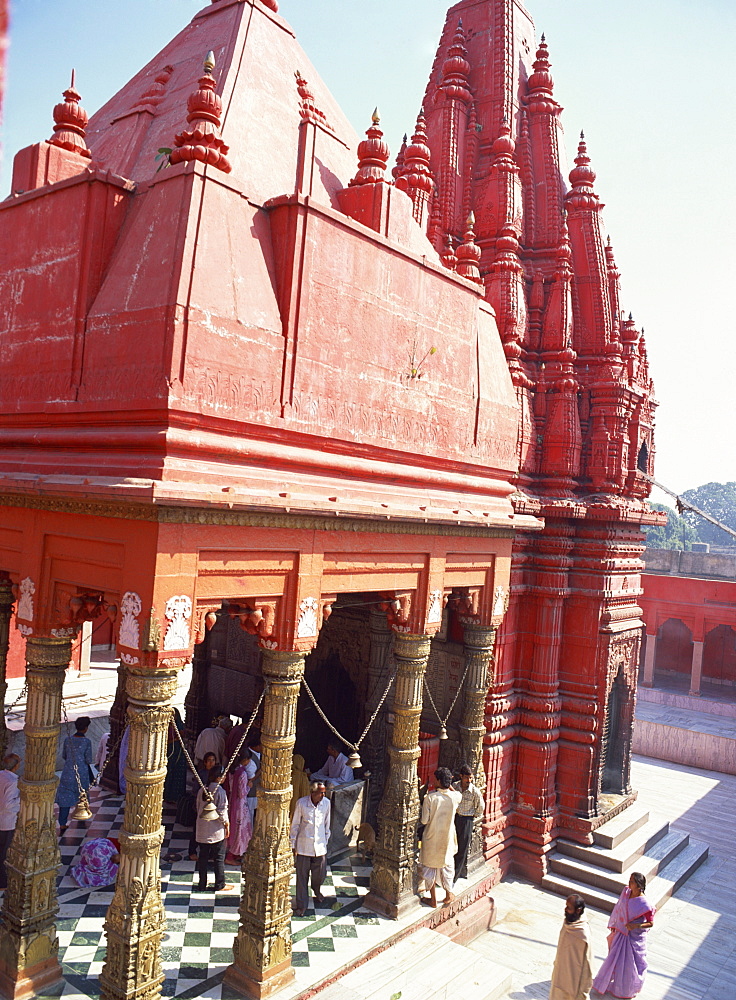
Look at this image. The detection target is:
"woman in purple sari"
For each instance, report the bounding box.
[225,750,254,864]
[593,872,655,998]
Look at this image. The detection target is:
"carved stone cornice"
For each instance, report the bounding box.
[0,492,514,539]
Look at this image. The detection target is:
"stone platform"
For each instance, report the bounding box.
[634,699,736,774]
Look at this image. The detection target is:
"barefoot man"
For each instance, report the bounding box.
[419,767,462,907]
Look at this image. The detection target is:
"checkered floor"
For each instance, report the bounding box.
[36,787,383,1000]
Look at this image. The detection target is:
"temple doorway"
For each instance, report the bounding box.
[601,670,628,794]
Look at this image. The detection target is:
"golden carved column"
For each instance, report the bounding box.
[461,624,495,875]
[100,665,178,1000]
[364,632,431,919]
[0,635,71,1000]
[224,649,306,999]
[0,579,14,759]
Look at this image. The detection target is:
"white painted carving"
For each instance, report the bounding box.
[163,595,192,651]
[427,590,443,624]
[296,597,319,639]
[119,591,142,649]
[17,577,35,621]
[51,627,77,638]
[260,638,278,650]
[493,585,507,618]
[120,652,140,666]
[17,623,33,637]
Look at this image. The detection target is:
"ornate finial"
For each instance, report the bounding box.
[440,21,472,103]
[441,233,457,272]
[295,71,332,129]
[528,34,554,101]
[392,134,408,181]
[349,109,390,186]
[569,132,596,190]
[261,0,279,9]
[372,107,381,124]
[48,70,92,158]
[491,115,516,162]
[396,108,434,222]
[170,51,231,172]
[456,212,482,284]
[134,64,174,111]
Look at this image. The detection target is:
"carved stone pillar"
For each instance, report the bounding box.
[362,611,394,827]
[364,633,430,919]
[461,624,495,876]
[0,635,71,1000]
[100,665,179,1000]
[101,661,128,792]
[0,579,14,760]
[225,649,306,999]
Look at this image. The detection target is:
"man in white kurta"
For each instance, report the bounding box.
[309,743,353,787]
[419,767,462,906]
[550,895,593,1000]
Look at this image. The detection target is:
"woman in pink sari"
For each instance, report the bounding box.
[225,750,254,864]
[593,872,655,998]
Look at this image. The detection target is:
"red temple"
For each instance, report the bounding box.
[0,1,662,998]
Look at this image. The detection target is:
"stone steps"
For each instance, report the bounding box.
[542,804,709,913]
[314,926,513,1000]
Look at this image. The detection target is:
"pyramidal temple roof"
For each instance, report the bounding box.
[85,0,359,208]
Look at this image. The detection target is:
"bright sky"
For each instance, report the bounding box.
[2,0,734,498]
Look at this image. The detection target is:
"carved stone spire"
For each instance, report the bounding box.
[395,109,434,225]
[527,35,556,107]
[170,51,232,173]
[567,132,599,209]
[48,71,92,158]
[441,233,457,272]
[439,21,472,104]
[349,109,390,187]
[392,134,408,182]
[456,212,482,283]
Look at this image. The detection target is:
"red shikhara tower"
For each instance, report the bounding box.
[0,1,661,998]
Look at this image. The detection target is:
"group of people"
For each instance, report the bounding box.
[418,765,484,907]
[551,876,655,1000]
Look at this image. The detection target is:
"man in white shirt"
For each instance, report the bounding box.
[290,781,331,916]
[452,764,484,880]
[309,742,353,788]
[0,754,21,890]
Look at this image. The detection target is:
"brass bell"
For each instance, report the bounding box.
[347,750,362,770]
[201,795,219,822]
[70,790,93,822]
[438,724,448,741]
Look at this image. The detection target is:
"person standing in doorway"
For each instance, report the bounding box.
[550,894,593,1000]
[290,780,331,916]
[56,717,93,834]
[419,767,462,907]
[194,764,234,893]
[452,764,484,881]
[0,754,21,890]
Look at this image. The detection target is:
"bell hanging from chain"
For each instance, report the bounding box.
[438,723,448,741]
[70,789,93,822]
[347,749,362,770]
[200,795,219,822]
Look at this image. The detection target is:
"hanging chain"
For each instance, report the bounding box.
[301,665,396,756]
[95,720,129,786]
[4,680,28,714]
[423,655,472,730]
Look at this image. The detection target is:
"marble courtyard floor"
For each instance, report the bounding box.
[19,754,735,1000]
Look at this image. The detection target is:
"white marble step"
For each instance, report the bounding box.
[549,828,690,894]
[593,803,650,850]
[556,813,670,872]
[542,836,709,913]
[316,926,513,1000]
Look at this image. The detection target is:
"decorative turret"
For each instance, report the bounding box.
[567,132,599,210]
[349,109,390,186]
[295,71,331,130]
[170,51,231,173]
[48,71,92,159]
[440,233,457,272]
[527,35,558,111]
[605,236,622,340]
[392,135,408,182]
[134,65,174,112]
[524,35,564,248]
[438,21,472,104]
[456,213,482,284]
[395,109,434,226]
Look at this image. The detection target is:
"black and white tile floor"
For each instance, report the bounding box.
[37,787,390,1000]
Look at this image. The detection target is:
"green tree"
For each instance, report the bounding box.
[644,503,697,551]
[681,481,736,549]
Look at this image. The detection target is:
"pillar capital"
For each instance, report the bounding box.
[393,632,432,662]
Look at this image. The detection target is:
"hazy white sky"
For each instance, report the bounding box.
[2,0,734,498]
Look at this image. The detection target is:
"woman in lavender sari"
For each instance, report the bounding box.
[593,872,655,998]
[225,750,254,864]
